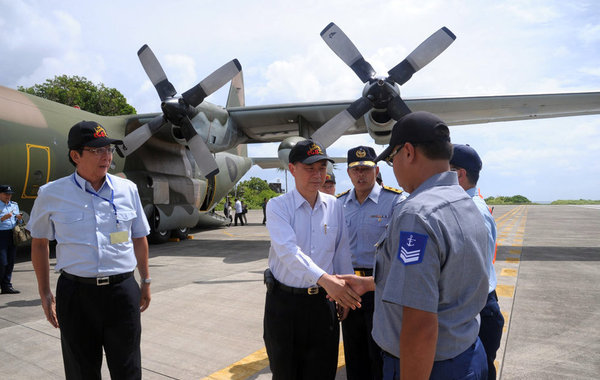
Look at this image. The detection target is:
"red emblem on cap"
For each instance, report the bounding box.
[93,125,108,139]
[307,143,323,156]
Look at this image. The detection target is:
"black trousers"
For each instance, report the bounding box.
[264,286,340,380]
[0,229,16,290]
[479,290,504,380]
[234,213,244,226]
[342,290,382,380]
[56,274,142,380]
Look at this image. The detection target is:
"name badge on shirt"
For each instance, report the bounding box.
[397,231,428,265]
[110,230,129,244]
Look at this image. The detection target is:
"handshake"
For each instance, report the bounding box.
[317,273,376,320]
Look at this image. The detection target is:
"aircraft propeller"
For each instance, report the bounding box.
[118,44,241,179]
[311,23,456,148]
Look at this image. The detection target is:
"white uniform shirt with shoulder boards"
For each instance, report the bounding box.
[266,188,354,288]
[28,172,150,277]
[372,172,489,360]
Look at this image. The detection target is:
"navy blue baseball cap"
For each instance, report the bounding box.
[325,172,336,183]
[0,185,14,194]
[347,146,377,168]
[450,144,482,172]
[376,111,450,162]
[68,121,123,149]
[288,139,333,164]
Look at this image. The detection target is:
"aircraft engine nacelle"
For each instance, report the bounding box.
[277,136,307,167]
[364,108,396,145]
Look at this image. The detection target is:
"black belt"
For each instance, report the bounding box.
[275,281,323,296]
[61,271,134,286]
[354,268,373,277]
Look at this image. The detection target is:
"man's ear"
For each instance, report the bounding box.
[70,150,81,165]
[288,162,296,177]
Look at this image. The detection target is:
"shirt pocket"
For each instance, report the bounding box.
[51,212,85,243]
[117,209,137,231]
[320,223,338,253]
[361,215,391,246]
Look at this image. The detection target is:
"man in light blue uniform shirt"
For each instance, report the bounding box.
[338,112,489,379]
[264,139,360,380]
[0,184,23,294]
[337,146,403,380]
[29,121,151,379]
[451,143,504,380]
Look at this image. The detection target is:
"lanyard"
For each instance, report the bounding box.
[72,173,119,225]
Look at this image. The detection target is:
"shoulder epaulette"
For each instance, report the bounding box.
[336,189,350,198]
[382,185,403,194]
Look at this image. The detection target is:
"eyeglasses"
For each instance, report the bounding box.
[384,144,405,167]
[83,146,116,155]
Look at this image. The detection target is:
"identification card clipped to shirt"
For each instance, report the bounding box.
[110,230,129,244]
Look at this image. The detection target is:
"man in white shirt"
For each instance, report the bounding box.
[234,198,244,226]
[264,139,361,380]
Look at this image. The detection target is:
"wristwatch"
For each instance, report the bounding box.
[142,278,152,284]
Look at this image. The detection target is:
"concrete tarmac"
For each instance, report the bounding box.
[0,205,598,379]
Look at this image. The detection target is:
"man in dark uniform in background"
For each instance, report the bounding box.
[337,146,403,379]
[0,184,23,294]
[451,143,504,379]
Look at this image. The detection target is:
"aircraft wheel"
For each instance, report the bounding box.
[148,228,171,244]
[172,227,189,240]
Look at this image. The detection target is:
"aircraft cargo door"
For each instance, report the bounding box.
[200,175,216,211]
[22,144,50,199]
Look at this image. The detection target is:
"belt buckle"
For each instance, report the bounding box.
[307,286,319,295]
[355,270,366,277]
[96,277,110,286]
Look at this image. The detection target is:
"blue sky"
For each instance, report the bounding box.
[1,0,599,201]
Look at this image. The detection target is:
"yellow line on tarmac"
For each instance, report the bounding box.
[204,342,347,379]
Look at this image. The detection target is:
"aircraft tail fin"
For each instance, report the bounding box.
[226,71,245,108]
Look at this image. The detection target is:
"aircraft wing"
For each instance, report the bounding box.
[252,156,346,169]
[229,92,600,143]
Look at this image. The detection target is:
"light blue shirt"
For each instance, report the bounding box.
[467,187,498,293]
[338,184,404,268]
[266,188,354,288]
[28,172,150,277]
[372,172,489,361]
[0,200,20,231]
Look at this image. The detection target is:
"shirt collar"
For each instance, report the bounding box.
[73,171,112,194]
[465,187,478,197]
[408,171,458,199]
[345,183,382,206]
[292,187,325,211]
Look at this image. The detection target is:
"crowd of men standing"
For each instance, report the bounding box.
[264,111,503,380]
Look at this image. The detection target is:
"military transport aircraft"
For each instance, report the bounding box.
[1,22,599,243]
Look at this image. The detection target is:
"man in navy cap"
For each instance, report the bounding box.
[338,112,489,379]
[337,146,404,380]
[29,121,151,379]
[0,184,23,294]
[451,144,504,380]
[320,171,336,195]
[263,139,360,379]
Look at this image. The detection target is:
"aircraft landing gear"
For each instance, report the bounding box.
[172,227,190,240]
[148,227,171,244]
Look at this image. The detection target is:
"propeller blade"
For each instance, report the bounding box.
[320,22,376,83]
[181,59,242,107]
[118,114,166,156]
[138,44,177,101]
[182,117,220,178]
[388,27,456,86]
[387,95,412,121]
[311,96,373,147]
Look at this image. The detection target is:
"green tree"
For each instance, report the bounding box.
[218,177,279,209]
[18,75,136,116]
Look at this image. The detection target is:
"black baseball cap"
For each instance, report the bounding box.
[0,185,14,194]
[450,144,482,172]
[68,121,123,149]
[325,172,336,183]
[375,111,450,162]
[288,139,334,164]
[347,146,377,168]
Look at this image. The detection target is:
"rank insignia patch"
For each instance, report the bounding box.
[397,231,428,265]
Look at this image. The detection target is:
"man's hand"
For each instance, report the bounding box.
[317,273,361,309]
[336,274,375,296]
[139,283,151,312]
[40,290,59,328]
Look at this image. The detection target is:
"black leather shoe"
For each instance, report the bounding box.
[1,287,20,294]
